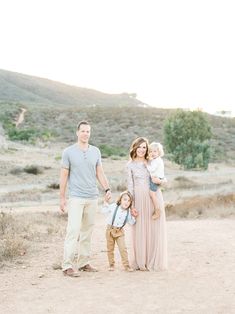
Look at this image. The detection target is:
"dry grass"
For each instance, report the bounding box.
[173,176,199,189]
[0,189,42,203]
[165,193,235,218]
[0,212,27,261]
[0,211,66,264]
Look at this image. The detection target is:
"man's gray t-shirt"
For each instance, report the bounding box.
[61,144,102,199]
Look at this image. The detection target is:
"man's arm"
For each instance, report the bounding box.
[96,164,111,202]
[60,168,69,212]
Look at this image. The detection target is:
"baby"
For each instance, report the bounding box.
[147,142,165,220]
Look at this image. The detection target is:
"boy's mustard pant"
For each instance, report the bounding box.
[106,225,130,268]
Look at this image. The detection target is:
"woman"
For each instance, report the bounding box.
[127,137,168,271]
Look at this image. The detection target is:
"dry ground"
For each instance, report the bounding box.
[0,142,235,314]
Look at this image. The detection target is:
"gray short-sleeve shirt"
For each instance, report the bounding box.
[61,144,102,199]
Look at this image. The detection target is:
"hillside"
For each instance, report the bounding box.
[0,69,143,107]
[0,102,235,163]
[0,69,235,163]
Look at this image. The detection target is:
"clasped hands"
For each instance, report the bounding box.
[131,207,139,217]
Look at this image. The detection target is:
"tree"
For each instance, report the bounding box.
[164,110,212,169]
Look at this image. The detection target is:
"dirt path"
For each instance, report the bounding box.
[0,214,235,314]
[15,108,27,128]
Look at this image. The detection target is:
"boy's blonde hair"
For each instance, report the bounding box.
[149,142,164,157]
[116,190,133,209]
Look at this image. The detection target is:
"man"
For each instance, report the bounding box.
[60,121,111,277]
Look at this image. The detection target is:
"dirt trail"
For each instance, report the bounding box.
[15,108,27,128]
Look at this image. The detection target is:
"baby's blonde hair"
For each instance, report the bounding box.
[149,142,164,157]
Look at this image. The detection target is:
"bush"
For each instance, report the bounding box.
[47,183,60,189]
[8,128,38,141]
[164,110,212,169]
[99,144,127,158]
[23,165,43,175]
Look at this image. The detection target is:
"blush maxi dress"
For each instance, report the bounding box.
[127,160,168,271]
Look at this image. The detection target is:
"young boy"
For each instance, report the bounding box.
[147,142,165,220]
[101,190,135,271]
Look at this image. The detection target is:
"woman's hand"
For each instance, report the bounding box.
[131,207,139,217]
[151,176,162,185]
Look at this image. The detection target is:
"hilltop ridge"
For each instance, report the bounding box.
[0,69,144,107]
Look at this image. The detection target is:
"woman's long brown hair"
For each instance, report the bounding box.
[129,137,149,160]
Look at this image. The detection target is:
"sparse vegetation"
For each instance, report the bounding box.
[0,211,66,263]
[0,212,27,261]
[0,101,233,161]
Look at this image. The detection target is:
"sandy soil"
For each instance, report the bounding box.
[0,210,235,314]
[0,142,235,313]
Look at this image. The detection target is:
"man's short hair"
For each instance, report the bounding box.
[77,121,90,130]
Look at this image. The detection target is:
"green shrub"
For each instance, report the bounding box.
[47,183,60,189]
[8,128,38,141]
[164,110,212,169]
[99,144,127,158]
[23,165,43,175]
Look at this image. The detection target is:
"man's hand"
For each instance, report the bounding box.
[104,190,112,203]
[60,196,67,213]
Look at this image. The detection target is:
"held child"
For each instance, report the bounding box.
[101,190,135,272]
[147,142,165,220]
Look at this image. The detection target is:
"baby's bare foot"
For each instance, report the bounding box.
[152,210,160,220]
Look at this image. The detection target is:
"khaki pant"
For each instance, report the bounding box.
[62,197,98,271]
[106,225,130,268]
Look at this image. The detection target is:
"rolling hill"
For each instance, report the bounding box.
[0,69,143,107]
[0,69,234,163]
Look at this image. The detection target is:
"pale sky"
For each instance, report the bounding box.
[0,0,235,114]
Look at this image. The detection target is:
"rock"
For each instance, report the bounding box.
[52,263,62,270]
[38,273,45,278]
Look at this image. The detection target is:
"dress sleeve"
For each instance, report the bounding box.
[126,163,134,197]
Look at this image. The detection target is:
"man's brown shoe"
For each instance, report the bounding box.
[78,264,98,272]
[63,268,80,277]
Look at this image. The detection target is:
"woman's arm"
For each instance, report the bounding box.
[127,163,134,196]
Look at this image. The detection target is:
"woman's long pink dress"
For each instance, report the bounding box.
[127,160,168,271]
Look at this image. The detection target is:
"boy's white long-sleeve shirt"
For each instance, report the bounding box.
[147,157,165,178]
[101,203,136,227]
